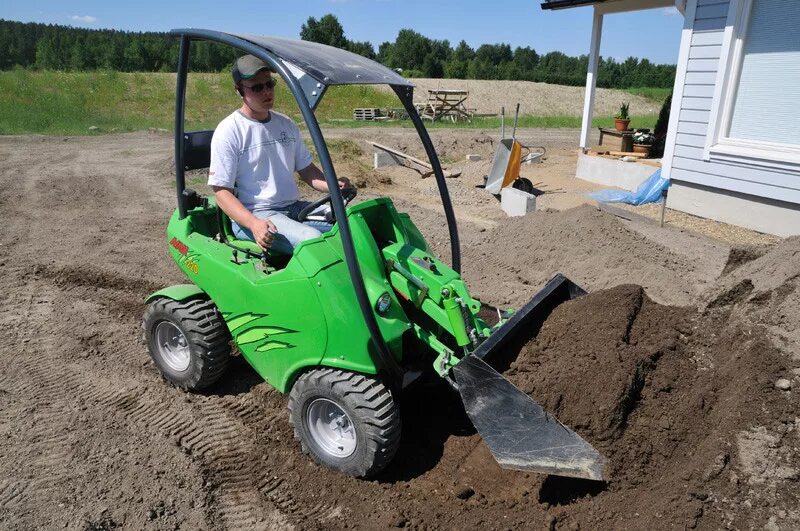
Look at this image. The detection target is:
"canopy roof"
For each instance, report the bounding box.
[169,29,412,87]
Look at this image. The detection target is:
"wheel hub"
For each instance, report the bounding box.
[306,398,357,458]
[154,321,191,372]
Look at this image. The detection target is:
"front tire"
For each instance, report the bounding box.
[142,297,231,391]
[288,369,401,478]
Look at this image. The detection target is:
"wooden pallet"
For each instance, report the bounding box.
[352,108,382,121]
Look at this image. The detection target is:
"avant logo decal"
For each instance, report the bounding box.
[224,312,296,352]
[170,237,199,274]
[170,237,188,255]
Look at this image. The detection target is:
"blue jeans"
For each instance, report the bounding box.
[232,200,333,255]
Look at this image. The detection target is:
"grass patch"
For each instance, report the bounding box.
[0,69,660,134]
[624,86,672,104]
[318,114,659,131]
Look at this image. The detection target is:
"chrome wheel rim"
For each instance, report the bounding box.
[154,321,191,372]
[306,398,357,458]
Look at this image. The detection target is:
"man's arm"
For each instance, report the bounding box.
[212,186,276,250]
[297,163,351,192]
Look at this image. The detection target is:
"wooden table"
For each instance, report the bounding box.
[419,90,472,122]
[598,127,634,151]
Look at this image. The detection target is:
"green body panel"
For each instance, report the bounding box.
[381,242,490,346]
[163,198,414,392]
[156,195,499,392]
[145,284,206,303]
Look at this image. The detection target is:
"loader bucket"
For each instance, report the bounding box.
[453,274,608,481]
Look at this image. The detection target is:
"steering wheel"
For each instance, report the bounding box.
[297,186,358,223]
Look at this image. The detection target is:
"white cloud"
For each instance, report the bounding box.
[662,7,681,16]
[70,15,97,23]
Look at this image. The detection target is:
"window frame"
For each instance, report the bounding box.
[704,0,800,170]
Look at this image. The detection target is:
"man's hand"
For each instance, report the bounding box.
[298,163,355,193]
[249,218,278,251]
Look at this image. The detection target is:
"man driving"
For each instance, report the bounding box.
[208,54,350,253]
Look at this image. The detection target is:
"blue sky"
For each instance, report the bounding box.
[2,1,684,64]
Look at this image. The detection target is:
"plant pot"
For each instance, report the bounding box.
[633,144,651,157]
[614,118,630,132]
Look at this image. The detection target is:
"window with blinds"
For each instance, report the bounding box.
[727,0,800,145]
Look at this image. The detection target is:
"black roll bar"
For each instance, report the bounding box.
[174,35,190,219]
[393,86,461,273]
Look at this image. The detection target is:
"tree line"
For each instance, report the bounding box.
[0,17,675,88]
[0,20,237,72]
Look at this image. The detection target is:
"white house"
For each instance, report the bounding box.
[541,0,800,237]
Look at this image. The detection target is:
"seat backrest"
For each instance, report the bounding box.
[182,130,214,171]
[181,129,232,238]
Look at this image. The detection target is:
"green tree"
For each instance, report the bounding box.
[346,40,376,60]
[389,29,431,71]
[444,41,473,78]
[513,46,539,80]
[300,14,347,49]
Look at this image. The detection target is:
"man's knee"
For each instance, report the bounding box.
[297,225,322,241]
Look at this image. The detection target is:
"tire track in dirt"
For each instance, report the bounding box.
[10,354,291,530]
[0,257,290,529]
[6,287,335,528]
[29,269,328,522]
[0,480,29,511]
[18,261,346,527]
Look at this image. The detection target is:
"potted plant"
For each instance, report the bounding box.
[615,102,630,131]
[632,130,655,157]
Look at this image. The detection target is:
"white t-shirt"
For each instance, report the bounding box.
[208,110,313,210]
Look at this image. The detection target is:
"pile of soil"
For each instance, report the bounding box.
[452,205,712,308]
[364,283,798,530]
[496,285,799,529]
[703,236,800,356]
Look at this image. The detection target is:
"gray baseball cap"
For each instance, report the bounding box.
[231,55,275,83]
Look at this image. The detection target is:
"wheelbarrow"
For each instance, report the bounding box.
[485,104,544,195]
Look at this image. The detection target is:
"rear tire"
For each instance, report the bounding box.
[142,297,231,391]
[288,368,401,478]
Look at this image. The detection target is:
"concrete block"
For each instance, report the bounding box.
[466,154,482,162]
[501,187,536,217]
[576,151,656,191]
[374,151,403,169]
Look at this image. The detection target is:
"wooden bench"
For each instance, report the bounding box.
[419,90,472,122]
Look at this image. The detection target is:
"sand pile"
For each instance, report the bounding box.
[703,236,800,357]
[458,205,707,308]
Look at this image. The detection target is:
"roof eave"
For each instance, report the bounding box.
[540,0,607,10]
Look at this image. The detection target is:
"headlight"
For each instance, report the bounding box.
[375,293,392,314]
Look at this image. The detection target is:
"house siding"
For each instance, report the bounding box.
[669,0,800,206]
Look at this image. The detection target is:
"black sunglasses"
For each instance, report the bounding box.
[244,79,277,93]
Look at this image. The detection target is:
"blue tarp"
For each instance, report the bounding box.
[588,169,670,206]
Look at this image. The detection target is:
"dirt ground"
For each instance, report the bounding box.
[1,128,798,531]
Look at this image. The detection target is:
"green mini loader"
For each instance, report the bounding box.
[143,29,606,481]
